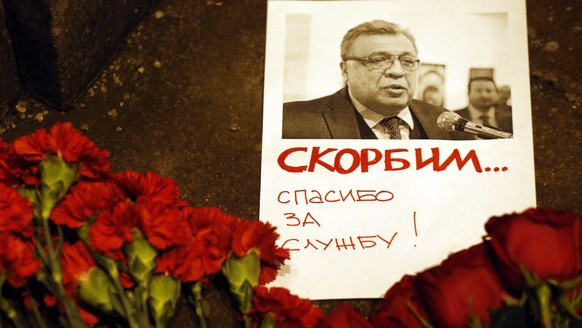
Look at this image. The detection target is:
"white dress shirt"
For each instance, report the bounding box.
[349,90,415,139]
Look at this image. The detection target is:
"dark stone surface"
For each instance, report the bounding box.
[0,0,580,326]
[527,0,582,212]
[0,1,20,120]
[2,0,159,109]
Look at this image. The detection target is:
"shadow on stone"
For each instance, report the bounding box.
[2,0,159,109]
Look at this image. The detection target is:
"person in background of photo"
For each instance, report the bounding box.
[497,84,512,109]
[422,85,444,107]
[454,77,513,138]
[282,20,465,140]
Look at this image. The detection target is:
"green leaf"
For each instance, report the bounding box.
[519,264,541,289]
[490,306,528,328]
[557,275,582,291]
[558,292,582,321]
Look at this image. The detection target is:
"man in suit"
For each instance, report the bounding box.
[455,77,513,138]
[282,20,463,140]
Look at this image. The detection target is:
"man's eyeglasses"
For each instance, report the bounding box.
[344,54,420,72]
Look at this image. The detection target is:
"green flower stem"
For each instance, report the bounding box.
[221,250,260,328]
[78,235,139,326]
[125,230,157,327]
[54,278,88,328]
[33,241,49,272]
[25,286,47,328]
[407,302,434,328]
[112,279,142,328]
[55,226,65,258]
[40,210,56,268]
[135,285,151,328]
[0,275,26,328]
[241,281,253,328]
[259,312,276,328]
[0,298,26,328]
[90,253,140,328]
[37,219,87,328]
[558,293,582,321]
[192,282,208,328]
[536,284,553,328]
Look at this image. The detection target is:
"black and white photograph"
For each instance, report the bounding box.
[280,8,515,140]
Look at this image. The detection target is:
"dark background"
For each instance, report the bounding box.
[0,0,580,325]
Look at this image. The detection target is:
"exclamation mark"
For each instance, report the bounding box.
[413,211,418,247]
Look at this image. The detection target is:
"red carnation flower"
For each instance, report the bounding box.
[114,170,185,207]
[184,207,235,275]
[0,139,12,178]
[231,219,290,285]
[13,122,110,180]
[0,138,40,186]
[51,181,124,229]
[12,128,49,162]
[89,201,139,261]
[370,275,428,328]
[252,286,323,328]
[135,200,190,250]
[0,233,40,288]
[485,208,582,292]
[56,242,102,328]
[60,241,97,288]
[0,184,35,238]
[415,244,507,328]
[155,243,204,282]
[155,207,236,283]
[0,139,21,185]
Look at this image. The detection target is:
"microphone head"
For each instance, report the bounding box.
[437,111,461,132]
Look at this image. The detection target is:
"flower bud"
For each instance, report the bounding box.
[125,229,157,285]
[78,268,116,313]
[222,248,260,313]
[39,155,79,220]
[148,274,181,328]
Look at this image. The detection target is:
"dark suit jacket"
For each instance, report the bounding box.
[455,106,513,134]
[282,88,463,140]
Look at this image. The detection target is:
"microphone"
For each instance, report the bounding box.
[437,111,513,139]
